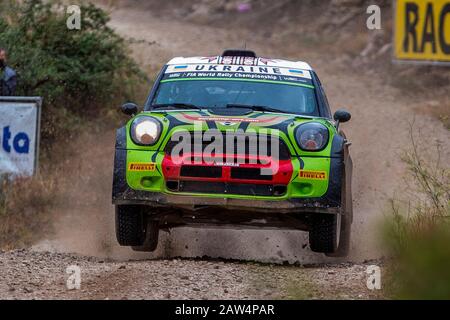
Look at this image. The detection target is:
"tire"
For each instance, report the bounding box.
[327,165,353,257]
[326,213,351,257]
[115,205,146,246]
[309,213,341,253]
[326,184,352,257]
[309,165,352,257]
[132,220,160,252]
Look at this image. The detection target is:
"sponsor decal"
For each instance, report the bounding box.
[200,56,276,66]
[165,64,312,80]
[213,162,240,167]
[181,114,282,123]
[1,126,30,154]
[299,170,327,180]
[289,69,304,75]
[394,0,450,63]
[163,63,314,89]
[201,56,219,63]
[219,121,237,126]
[128,162,156,171]
[220,56,257,65]
[259,57,276,65]
[0,99,41,177]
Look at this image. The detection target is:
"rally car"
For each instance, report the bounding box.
[112,50,353,257]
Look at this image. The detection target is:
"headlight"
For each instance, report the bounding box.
[130,116,161,145]
[295,122,329,151]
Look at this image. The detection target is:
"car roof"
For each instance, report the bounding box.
[166,56,313,71]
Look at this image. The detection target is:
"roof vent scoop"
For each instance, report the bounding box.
[222,49,257,58]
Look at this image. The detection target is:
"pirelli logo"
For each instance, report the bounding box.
[299,170,327,180]
[128,163,156,171]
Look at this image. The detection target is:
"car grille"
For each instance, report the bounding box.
[166,181,287,197]
[164,132,291,160]
[179,165,222,178]
[230,167,272,181]
[179,165,273,180]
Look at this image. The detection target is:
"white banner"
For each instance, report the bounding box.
[0,97,41,176]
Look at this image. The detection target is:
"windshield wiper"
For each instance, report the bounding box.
[151,103,202,110]
[226,104,288,114]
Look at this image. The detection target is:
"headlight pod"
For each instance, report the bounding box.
[130,116,161,145]
[295,122,329,151]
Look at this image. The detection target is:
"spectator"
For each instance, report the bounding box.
[0,47,17,96]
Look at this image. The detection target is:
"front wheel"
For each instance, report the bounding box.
[115,205,146,246]
[309,165,352,256]
[309,213,341,254]
[132,220,159,252]
[325,213,351,257]
[115,205,160,251]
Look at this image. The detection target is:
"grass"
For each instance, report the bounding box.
[0,173,58,249]
[0,120,114,250]
[427,102,450,131]
[382,125,450,299]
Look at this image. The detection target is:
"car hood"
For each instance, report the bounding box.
[147,109,320,132]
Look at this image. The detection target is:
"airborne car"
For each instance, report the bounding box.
[112,50,353,256]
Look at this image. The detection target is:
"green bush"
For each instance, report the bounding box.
[0,0,147,248]
[0,0,146,145]
[383,127,450,299]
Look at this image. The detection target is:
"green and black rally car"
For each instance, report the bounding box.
[112,50,353,257]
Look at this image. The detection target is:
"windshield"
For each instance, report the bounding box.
[150,64,319,116]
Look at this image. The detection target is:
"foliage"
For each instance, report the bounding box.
[383,125,450,299]
[0,0,147,248]
[0,0,146,144]
[0,174,57,249]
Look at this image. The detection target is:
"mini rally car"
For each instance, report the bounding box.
[112,50,353,257]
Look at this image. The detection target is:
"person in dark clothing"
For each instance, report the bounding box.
[0,48,17,96]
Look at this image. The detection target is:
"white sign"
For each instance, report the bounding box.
[0,97,41,176]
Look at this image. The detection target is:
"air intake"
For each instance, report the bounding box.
[222,49,257,58]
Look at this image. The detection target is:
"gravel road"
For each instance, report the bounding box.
[0,249,382,299]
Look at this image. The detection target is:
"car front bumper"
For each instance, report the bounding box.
[112,146,344,215]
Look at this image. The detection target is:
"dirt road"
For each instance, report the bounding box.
[0,249,381,299]
[0,3,448,299]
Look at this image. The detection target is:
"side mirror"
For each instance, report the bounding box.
[333,109,351,130]
[333,109,351,123]
[121,102,138,116]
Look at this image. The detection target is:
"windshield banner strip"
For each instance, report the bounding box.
[165,64,312,79]
[163,64,314,87]
[160,77,315,89]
